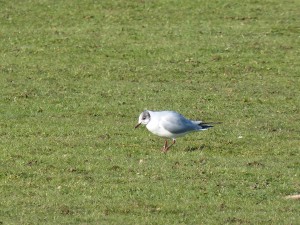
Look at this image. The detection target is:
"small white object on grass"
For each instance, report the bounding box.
[285,194,300,200]
[135,110,215,152]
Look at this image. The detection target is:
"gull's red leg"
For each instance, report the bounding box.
[162,140,168,152]
[164,139,176,152]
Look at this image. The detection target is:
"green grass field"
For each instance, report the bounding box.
[1,0,299,224]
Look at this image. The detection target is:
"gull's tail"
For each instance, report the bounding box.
[199,122,214,130]
[193,121,221,130]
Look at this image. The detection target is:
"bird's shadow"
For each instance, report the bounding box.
[184,144,206,152]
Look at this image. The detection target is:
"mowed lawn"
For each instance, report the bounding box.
[0,0,299,224]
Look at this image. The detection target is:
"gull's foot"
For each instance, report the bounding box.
[162,146,171,153]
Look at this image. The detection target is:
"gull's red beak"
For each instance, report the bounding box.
[135,123,141,128]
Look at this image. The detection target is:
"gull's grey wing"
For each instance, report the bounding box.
[159,112,198,134]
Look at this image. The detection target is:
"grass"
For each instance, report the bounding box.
[0,0,299,224]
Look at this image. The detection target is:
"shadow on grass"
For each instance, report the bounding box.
[184,144,207,152]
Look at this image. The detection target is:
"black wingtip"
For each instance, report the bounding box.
[199,122,221,129]
[200,124,214,129]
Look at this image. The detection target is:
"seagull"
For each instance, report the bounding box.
[135,110,214,152]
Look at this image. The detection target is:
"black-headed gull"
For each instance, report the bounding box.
[135,110,214,152]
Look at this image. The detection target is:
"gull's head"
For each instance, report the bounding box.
[135,110,151,128]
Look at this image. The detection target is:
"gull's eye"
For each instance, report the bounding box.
[142,117,146,120]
